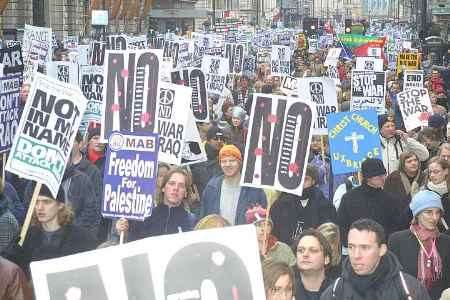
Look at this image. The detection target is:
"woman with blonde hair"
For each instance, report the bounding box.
[262,260,295,300]
[317,222,342,280]
[194,214,230,230]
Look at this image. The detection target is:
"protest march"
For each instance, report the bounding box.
[0,9,450,300]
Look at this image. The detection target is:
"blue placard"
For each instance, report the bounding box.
[327,110,382,175]
[102,131,159,220]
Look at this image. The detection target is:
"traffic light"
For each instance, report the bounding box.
[345,19,352,33]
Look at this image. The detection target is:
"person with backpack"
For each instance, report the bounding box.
[320,219,431,300]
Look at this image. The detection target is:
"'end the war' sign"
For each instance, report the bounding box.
[5,73,86,197]
[327,110,382,175]
[397,88,432,131]
[103,131,158,220]
[241,93,315,196]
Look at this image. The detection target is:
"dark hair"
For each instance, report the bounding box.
[349,219,386,245]
[398,151,419,173]
[418,127,440,144]
[75,131,83,143]
[262,261,295,296]
[292,229,332,269]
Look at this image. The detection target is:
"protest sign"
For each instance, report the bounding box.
[171,68,209,122]
[397,88,432,131]
[47,61,79,85]
[355,57,383,72]
[280,76,298,96]
[243,55,256,76]
[308,38,318,53]
[63,36,79,50]
[90,41,106,66]
[298,77,338,135]
[328,110,382,175]
[101,49,162,141]
[201,55,229,95]
[324,48,341,66]
[163,40,180,69]
[5,73,86,197]
[0,45,24,75]
[326,65,341,85]
[106,35,128,50]
[31,225,265,300]
[396,52,420,75]
[403,70,423,90]
[80,65,104,123]
[0,75,21,153]
[177,40,194,68]
[223,43,245,75]
[271,45,291,76]
[22,25,52,83]
[241,93,315,196]
[103,131,158,220]
[127,35,147,49]
[350,70,386,115]
[337,34,385,48]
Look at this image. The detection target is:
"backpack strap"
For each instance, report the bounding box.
[332,277,342,299]
[398,271,413,300]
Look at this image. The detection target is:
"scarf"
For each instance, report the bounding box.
[260,234,278,256]
[399,171,421,197]
[87,147,104,164]
[410,223,442,289]
[427,181,448,196]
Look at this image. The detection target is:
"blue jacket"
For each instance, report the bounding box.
[200,175,267,225]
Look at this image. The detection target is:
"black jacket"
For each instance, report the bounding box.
[296,275,333,300]
[337,183,402,247]
[388,229,450,300]
[271,187,337,245]
[320,251,431,300]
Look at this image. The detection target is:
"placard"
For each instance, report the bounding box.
[403,70,423,90]
[80,65,104,122]
[201,55,229,95]
[355,57,383,72]
[0,45,24,75]
[397,88,432,131]
[223,43,245,75]
[350,70,386,115]
[47,61,79,85]
[0,75,21,153]
[271,45,291,76]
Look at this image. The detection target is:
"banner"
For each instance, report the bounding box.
[298,77,338,135]
[47,61,79,85]
[337,34,385,48]
[396,52,420,75]
[223,43,245,75]
[403,70,423,90]
[355,57,383,72]
[280,76,298,96]
[397,88,432,131]
[5,73,86,197]
[171,68,209,122]
[201,55,229,95]
[350,70,386,115]
[101,49,162,141]
[0,45,24,75]
[241,93,315,196]
[31,225,265,300]
[103,131,158,220]
[0,75,21,153]
[80,65,104,122]
[271,45,291,76]
[327,110,382,175]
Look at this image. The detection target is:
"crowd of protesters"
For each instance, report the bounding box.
[0,20,450,300]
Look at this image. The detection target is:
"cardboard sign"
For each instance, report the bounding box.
[177,40,194,69]
[5,73,86,197]
[355,57,383,72]
[90,41,106,66]
[0,45,24,75]
[31,225,265,300]
[403,70,423,90]
[280,76,298,96]
[241,93,315,196]
[163,40,180,69]
[171,68,209,122]
[201,55,229,95]
[324,48,341,66]
[396,52,420,75]
[103,131,158,220]
[328,110,382,175]
[101,49,162,141]
[223,43,245,75]
[271,45,291,76]
[22,25,52,83]
[326,65,341,85]
[106,35,128,50]
[80,65,104,122]
[47,61,79,85]
[0,75,21,153]
[63,36,79,50]
[350,70,386,115]
[298,77,338,135]
[397,88,432,131]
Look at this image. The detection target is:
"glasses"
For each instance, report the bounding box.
[270,287,293,297]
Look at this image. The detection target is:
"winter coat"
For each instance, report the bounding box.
[3,182,25,225]
[337,183,403,247]
[389,229,450,300]
[0,257,32,300]
[190,142,223,198]
[320,251,431,300]
[200,175,267,225]
[296,275,333,300]
[72,158,103,201]
[380,135,429,175]
[127,203,196,241]
[271,187,337,245]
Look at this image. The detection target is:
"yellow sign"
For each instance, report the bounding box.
[396,53,421,75]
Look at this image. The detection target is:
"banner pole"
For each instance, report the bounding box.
[19,182,42,246]
[1,152,5,188]
[320,135,327,184]
[119,231,125,245]
[262,203,272,257]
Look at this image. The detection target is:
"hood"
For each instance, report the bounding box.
[205,142,219,161]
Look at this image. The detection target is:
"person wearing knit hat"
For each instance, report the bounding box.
[200,145,267,225]
[222,106,247,154]
[379,113,429,174]
[389,190,450,300]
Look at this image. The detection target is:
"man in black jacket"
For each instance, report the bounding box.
[271,165,337,246]
[337,158,403,248]
[320,219,431,300]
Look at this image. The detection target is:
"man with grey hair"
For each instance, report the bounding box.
[438,143,450,161]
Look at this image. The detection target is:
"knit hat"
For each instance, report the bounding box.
[245,206,273,226]
[409,190,444,217]
[206,125,223,140]
[378,114,395,129]
[219,144,242,161]
[39,184,66,203]
[428,114,446,129]
[361,158,386,178]
[87,127,101,141]
[230,106,247,123]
